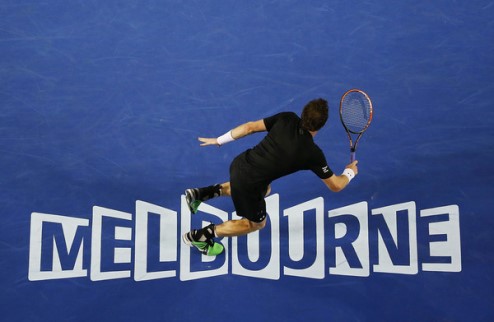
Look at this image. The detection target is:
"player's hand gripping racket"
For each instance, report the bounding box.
[339,89,373,162]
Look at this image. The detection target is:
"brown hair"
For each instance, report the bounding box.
[300,98,328,131]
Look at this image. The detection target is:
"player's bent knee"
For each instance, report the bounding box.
[249,218,266,231]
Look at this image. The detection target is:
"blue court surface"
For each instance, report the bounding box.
[1,1,493,321]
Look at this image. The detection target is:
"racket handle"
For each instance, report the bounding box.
[350,151,356,162]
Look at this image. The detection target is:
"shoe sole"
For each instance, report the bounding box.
[182,233,193,247]
[182,233,224,256]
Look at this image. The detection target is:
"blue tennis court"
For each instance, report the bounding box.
[1,1,493,321]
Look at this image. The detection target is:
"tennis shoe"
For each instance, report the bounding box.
[185,188,202,214]
[182,230,224,256]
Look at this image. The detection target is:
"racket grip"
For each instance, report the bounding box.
[350,151,356,162]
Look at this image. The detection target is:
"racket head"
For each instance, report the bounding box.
[339,89,373,134]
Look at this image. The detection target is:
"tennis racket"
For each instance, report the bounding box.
[339,89,373,162]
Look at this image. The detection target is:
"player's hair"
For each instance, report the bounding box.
[300,98,328,131]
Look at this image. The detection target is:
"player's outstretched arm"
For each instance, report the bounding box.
[198,119,267,147]
[198,137,218,146]
[322,161,358,192]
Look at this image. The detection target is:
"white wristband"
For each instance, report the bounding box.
[342,168,355,182]
[217,131,235,146]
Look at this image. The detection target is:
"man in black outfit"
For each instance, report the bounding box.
[182,98,359,256]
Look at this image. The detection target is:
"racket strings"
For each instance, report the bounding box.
[341,93,372,133]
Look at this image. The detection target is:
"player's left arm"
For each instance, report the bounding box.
[198,119,266,146]
[231,119,267,139]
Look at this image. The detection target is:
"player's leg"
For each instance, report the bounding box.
[182,181,230,255]
[183,154,269,255]
[182,216,265,255]
[183,181,268,256]
[215,217,266,237]
[185,182,230,214]
[182,223,224,256]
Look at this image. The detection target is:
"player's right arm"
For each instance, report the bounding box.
[322,161,358,192]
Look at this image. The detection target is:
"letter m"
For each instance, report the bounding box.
[29,213,89,281]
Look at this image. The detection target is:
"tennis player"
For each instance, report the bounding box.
[182,98,358,255]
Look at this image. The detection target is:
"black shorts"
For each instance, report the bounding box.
[229,152,269,223]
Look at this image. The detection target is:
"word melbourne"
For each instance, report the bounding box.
[28,194,461,282]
